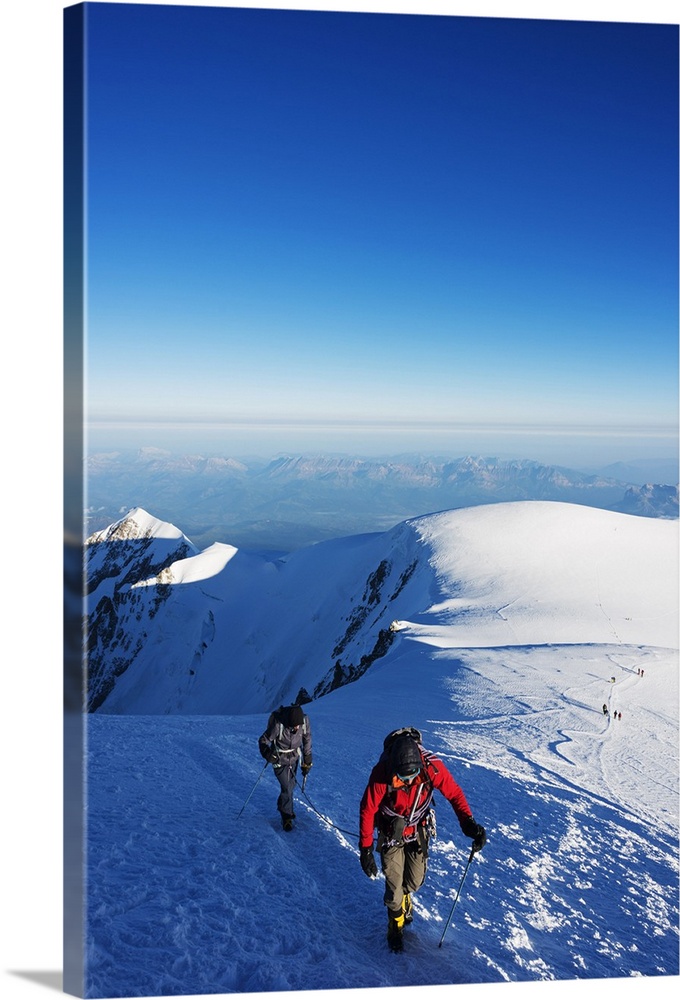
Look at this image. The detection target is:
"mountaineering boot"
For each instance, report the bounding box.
[387,910,405,952]
[281,813,295,832]
[402,892,413,924]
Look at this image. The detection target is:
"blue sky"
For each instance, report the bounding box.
[79,1,679,464]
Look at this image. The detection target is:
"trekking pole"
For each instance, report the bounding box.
[236,761,268,819]
[438,844,476,948]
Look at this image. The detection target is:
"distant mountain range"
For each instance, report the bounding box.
[614,484,680,519]
[85,451,678,552]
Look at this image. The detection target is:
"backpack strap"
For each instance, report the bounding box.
[277,711,307,739]
[273,709,304,759]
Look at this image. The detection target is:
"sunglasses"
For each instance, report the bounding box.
[396,768,420,782]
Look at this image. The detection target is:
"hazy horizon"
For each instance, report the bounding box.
[88,419,678,476]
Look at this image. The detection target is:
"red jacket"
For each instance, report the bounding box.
[359,749,472,849]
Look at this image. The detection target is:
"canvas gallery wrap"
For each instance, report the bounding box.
[63,1,679,998]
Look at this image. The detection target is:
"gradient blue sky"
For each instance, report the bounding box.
[80,0,679,465]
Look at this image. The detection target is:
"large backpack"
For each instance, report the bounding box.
[381,727,426,778]
[378,727,437,848]
[382,726,423,754]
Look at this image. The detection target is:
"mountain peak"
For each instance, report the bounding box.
[87,506,191,545]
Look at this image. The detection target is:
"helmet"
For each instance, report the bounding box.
[389,735,422,778]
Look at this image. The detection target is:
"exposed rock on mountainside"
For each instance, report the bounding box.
[86,508,197,710]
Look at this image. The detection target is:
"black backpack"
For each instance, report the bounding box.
[381,727,424,774]
[382,726,423,753]
[377,727,437,848]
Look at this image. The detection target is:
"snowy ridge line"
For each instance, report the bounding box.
[84,501,677,715]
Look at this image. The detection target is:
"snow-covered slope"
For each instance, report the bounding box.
[79,499,679,997]
[85,501,677,714]
[398,501,677,648]
[84,642,679,995]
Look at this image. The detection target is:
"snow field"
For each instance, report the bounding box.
[82,501,678,996]
[86,636,678,995]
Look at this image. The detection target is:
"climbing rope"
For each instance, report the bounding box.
[295,776,360,840]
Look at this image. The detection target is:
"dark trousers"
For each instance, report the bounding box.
[273,760,297,817]
[381,840,428,916]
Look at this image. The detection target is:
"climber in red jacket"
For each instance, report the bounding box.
[359,727,486,952]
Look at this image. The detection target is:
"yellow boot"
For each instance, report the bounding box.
[387,910,405,952]
[402,892,413,924]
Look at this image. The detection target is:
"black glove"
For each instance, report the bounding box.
[460,815,487,852]
[360,846,378,879]
[260,744,278,764]
[471,825,487,852]
[301,761,312,776]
